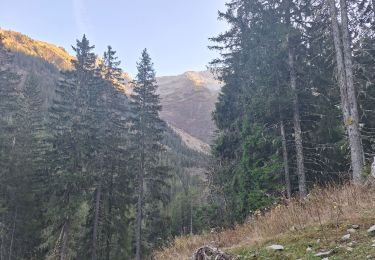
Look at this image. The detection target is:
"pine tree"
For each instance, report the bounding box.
[45,34,99,260]
[130,49,169,260]
[328,0,365,183]
[0,35,49,259]
[89,45,133,260]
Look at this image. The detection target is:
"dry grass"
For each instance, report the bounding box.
[154,182,375,259]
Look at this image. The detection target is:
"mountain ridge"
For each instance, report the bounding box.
[0,28,220,148]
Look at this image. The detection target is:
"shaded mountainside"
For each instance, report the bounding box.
[0,30,213,259]
[0,28,209,167]
[0,28,221,147]
[157,71,222,144]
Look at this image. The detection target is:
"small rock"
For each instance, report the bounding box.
[341,234,351,241]
[372,244,375,248]
[347,241,356,247]
[268,244,284,251]
[306,247,313,252]
[322,258,329,260]
[315,250,334,257]
[316,239,321,243]
[351,224,360,229]
[347,228,356,233]
[368,225,375,235]
[193,246,233,260]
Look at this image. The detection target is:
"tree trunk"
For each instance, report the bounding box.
[288,49,306,197]
[280,119,292,198]
[340,0,365,183]
[91,182,102,260]
[60,219,69,260]
[189,198,193,235]
[135,156,144,260]
[8,209,17,260]
[328,0,365,183]
[1,216,4,260]
[106,173,114,260]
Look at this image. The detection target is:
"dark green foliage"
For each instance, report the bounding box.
[0,37,48,259]
[209,0,375,225]
[130,49,171,258]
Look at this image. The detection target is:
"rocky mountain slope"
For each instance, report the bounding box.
[0,28,221,148]
[157,70,221,144]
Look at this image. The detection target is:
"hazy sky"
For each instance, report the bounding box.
[0,0,228,76]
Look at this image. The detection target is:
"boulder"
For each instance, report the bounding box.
[192,246,234,260]
[347,228,356,234]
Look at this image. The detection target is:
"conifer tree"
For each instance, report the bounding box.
[130,49,169,260]
[328,0,365,183]
[45,34,98,260]
[0,36,48,259]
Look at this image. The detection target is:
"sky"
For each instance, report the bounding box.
[0,0,228,76]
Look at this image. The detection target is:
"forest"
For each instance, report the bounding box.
[208,0,375,224]
[1,0,375,259]
[0,34,212,259]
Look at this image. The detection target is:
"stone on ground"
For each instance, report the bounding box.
[192,246,233,260]
[315,250,334,257]
[267,244,284,251]
[341,234,351,241]
[351,224,360,229]
[368,225,375,235]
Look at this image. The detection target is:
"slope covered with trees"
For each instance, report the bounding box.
[0,32,212,259]
[2,0,375,259]
[208,0,375,225]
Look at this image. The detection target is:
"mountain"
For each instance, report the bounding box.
[157,71,222,144]
[0,28,221,147]
[0,28,72,70]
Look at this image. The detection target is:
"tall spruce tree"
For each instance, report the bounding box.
[45,34,98,260]
[130,49,169,260]
[327,0,365,183]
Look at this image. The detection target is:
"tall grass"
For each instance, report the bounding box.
[154,182,375,259]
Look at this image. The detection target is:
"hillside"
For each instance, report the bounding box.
[0,28,221,147]
[0,28,73,70]
[157,70,222,144]
[155,183,375,259]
